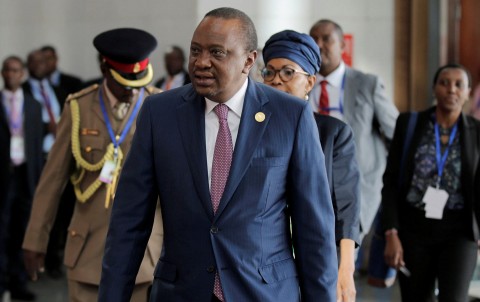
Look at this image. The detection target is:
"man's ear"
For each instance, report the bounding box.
[100,62,108,76]
[243,50,258,74]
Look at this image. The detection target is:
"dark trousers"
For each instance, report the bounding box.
[0,164,31,293]
[399,232,477,302]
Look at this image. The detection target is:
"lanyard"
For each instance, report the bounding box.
[434,121,458,188]
[98,88,144,160]
[319,72,346,114]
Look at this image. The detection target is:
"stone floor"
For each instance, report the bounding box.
[3,272,480,301]
[2,272,401,302]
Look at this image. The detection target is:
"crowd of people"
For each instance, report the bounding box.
[0,6,479,302]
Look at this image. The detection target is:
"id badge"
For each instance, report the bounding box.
[10,136,25,163]
[422,186,449,220]
[99,160,116,184]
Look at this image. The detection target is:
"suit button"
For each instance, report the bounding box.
[210,226,218,234]
[70,230,77,237]
[85,146,92,152]
[207,266,215,273]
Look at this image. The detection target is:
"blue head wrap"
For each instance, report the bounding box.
[262,30,321,75]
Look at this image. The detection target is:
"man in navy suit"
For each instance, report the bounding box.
[99,7,337,302]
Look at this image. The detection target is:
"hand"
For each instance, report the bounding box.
[384,233,404,269]
[336,264,356,302]
[336,239,356,302]
[23,249,45,281]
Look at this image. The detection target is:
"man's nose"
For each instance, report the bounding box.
[194,52,211,68]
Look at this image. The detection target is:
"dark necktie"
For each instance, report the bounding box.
[318,80,329,115]
[210,103,232,301]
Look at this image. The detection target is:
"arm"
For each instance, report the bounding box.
[98,98,158,302]
[331,122,360,301]
[380,114,410,268]
[371,76,399,140]
[289,103,337,302]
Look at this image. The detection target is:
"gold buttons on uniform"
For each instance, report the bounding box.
[85,146,92,152]
[255,112,265,122]
[70,230,77,237]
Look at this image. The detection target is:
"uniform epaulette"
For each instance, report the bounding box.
[146,85,162,95]
[66,84,99,103]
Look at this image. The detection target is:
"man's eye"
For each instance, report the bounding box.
[211,49,226,57]
[190,47,200,55]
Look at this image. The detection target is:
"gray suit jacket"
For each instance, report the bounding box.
[310,66,398,235]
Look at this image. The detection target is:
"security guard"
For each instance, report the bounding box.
[22,28,163,302]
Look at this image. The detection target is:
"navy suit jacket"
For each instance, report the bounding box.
[314,113,361,246]
[99,80,337,302]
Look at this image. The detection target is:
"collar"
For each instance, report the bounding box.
[50,70,61,86]
[204,77,248,119]
[317,61,346,88]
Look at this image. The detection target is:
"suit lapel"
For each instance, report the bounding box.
[92,88,106,125]
[176,88,213,219]
[0,92,9,132]
[460,113,479,188]
[214,81,270,219]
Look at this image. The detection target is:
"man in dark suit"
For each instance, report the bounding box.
[22,49,66,156]
[154,45,190,90]
[23,48,73,279]
[0,56,44,301]
[99,7,337,302]
[41,45,83,96]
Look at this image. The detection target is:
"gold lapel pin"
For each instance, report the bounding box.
[255,112,265,122]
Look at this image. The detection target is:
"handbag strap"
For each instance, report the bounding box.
[398,112,418,188]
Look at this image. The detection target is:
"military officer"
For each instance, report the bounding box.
[22,28,163,302]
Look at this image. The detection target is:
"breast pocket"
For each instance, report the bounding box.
[250,156,289,167]
[80,136,107,163]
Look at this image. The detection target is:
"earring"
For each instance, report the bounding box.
[305,91,309,100]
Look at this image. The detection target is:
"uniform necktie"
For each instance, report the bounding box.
[210,103,232,301]
[318,80,329,115]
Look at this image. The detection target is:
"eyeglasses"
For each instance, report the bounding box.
[261,67,310,82]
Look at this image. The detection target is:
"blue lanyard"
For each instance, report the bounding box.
[434,121,458,188]
[98,88,144,159]
[318,72,346,114]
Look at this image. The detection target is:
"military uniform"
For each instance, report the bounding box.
[23,28,163,302]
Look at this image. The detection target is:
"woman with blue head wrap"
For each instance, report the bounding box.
[262,30,361,302]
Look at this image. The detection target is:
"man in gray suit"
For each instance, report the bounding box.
[309,19,399,242]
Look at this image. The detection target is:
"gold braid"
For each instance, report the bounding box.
[70,99,123,204]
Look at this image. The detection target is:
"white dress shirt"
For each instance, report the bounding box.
[309,61,346,121]
[2,89,26,165]
[205,78,248,188]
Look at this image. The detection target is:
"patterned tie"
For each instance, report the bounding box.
[318,80,329,115]
[210,103,232,301]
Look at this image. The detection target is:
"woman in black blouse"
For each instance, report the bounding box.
[381,63,480,302]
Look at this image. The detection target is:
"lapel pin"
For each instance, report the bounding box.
[255,112,265,122]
